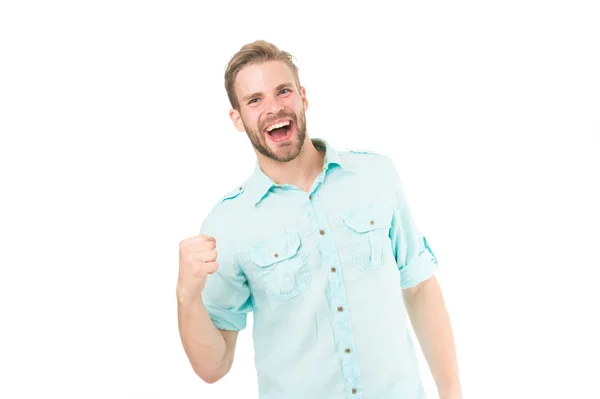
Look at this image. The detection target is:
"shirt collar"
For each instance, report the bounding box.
[248,138,351,206]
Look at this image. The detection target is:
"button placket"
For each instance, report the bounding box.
[309,199,364,398]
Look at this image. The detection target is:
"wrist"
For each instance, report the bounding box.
[440,387,462,399]
[176,288,202,307]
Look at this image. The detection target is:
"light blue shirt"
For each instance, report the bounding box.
[199,138,439,398]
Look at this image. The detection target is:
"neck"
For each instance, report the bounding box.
[257,137,325,193]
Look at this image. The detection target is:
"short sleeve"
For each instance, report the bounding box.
[385,157,439,289]
[199,212,253,331]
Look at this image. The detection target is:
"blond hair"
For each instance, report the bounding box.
[224,40,301,110]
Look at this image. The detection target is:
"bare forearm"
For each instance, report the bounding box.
[177,295,229,381]
[403,276,462,398]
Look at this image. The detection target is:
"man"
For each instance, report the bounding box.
[177,40,462,399]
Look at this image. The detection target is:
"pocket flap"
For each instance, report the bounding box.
[342,205,392,233]
[248,230,301,267]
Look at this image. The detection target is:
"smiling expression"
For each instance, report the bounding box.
[229,60,309,162]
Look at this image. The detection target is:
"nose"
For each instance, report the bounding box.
[264,95,284,115]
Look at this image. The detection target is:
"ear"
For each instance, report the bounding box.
[300,86,308,111]
[229,109,246,132]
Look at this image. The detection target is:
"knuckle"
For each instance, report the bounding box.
[193,268,206,278]
[204,262,218,274]
[211,261,220,272]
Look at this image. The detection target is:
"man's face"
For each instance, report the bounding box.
[230,61,308,163]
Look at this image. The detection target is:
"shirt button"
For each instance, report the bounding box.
[309,195,312,200]
[274,253,279,258]
[369,220,374,225]
[331,267,336,273]
[352,388,357,394]
[337,306,344,312]
[319,229,325,235]
[345,348,351,353]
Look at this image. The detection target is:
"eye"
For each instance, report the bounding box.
[248,98,259,104]
[279,88,291,95]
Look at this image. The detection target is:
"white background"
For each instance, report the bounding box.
[1,1,599,398]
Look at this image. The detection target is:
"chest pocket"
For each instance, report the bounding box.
[248,230,311,302]
[342,205,393,271]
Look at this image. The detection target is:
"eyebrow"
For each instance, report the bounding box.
[241,82,294,103]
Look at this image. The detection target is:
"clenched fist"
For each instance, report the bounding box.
[177,234,219,303]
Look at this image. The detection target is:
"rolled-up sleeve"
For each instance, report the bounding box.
[199,213,253,331]
[385,157,439,289]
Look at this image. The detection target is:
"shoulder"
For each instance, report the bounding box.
[340,147,396,172]
[200,181,248,234]
[342,147,392,162]
[218,182,247,204]
[205,181,248,218]
[345,148,380,155]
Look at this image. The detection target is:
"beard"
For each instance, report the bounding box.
[243,108,307,163]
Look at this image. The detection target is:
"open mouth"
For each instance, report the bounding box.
[264,119,294,143]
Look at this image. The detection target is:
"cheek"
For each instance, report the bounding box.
[253,113,264,129]
[288,98,304,113]
[241,110,260,128]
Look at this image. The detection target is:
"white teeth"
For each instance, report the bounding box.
[266,120,290,132]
